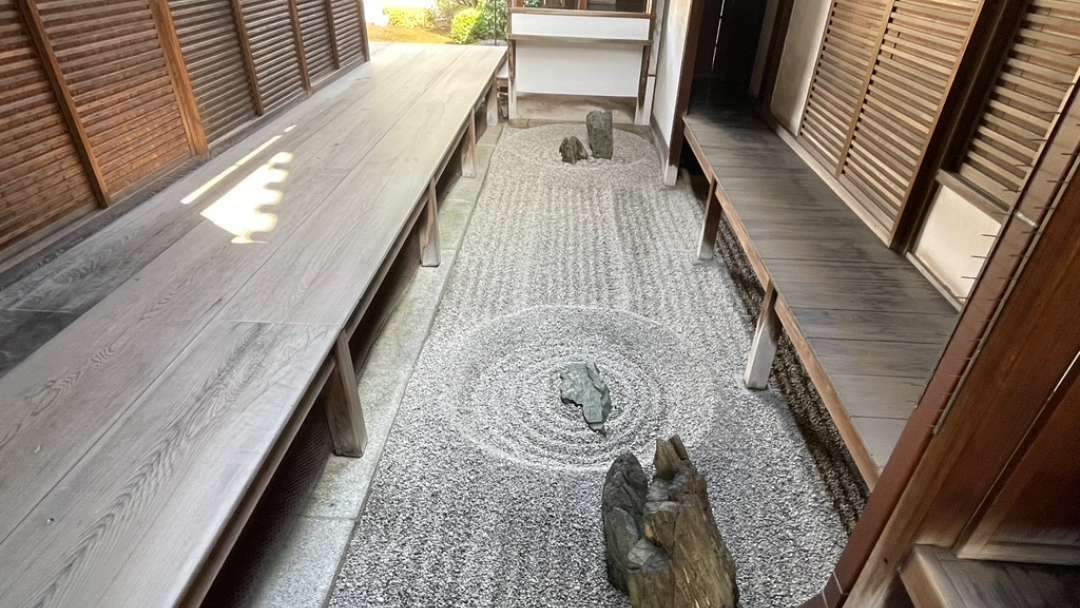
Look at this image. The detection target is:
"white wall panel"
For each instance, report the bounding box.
[511,13,650,40]
[515,42,643,97]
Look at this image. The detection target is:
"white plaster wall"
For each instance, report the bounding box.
[515,43,644,97]
[750,0,781,97]
[511,13,651,40]
[651,0,692,148]
[913,185,1002,300]
[770,0,831,133]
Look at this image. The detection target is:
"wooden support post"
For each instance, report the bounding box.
[148,0,209,158]
[287,0,312,92]
[18,0,110,207]
[229,0,264,115]
[355,0,370,61]
[462,112,478,178]
[324,333,367,456]
[745,282,781,390]
[325,0,342,68]
[486,82,499,130]
[419,181,440,267]
[697,179,721,260]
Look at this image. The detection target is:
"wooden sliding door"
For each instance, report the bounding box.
[168,0,259,143]
[799,0,983,237]
[296,0,337,82]
[0,0,98,251]
[37,0,194,199]
[955,0,1080,212]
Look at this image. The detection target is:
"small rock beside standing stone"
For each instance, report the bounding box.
[586,110,614,160]
[559,136,589,164]
[601,436,739,608]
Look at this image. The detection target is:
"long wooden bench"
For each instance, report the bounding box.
[682,107,958,487]
[0,44,505,607]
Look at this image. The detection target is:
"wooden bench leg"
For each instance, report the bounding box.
[462,111,478,178]
[419,180,440,267]
[745,282,781,390]
[486,83,499,128]
[325,333,368,456]
[697,179,721,260]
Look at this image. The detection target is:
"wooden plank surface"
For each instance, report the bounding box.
[684,109,957,479]
[0,44,506,608]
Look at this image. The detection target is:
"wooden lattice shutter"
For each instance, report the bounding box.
[168,0,258,143]
[240,0,304,112]
[840,0,982,231]
[37,0,192,198]
[297,0,335,82]
[957,0,1080,209]
[330,0,365,65]
[800,0,891,169]
[0,0,97,251]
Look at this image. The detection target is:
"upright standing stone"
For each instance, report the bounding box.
[601,437,739,608]
[586,110,614,160]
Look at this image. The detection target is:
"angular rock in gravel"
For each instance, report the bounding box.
[603,436,739,608]
[559,362,611,432]
[559,136,589,164]
[586,110,614,160]
[602,453,650,593]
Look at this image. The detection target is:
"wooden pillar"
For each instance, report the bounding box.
[697,179,721,260]
[324,333,367,456]
[229,0,264,115]
[18,0,110,207]
[148,0,209,158]
[462,112,478,178]
[354,0,370,61]
[325,0,342,68]
[419,181,441,267]
[744,282,780,390]
[287,0,312,92]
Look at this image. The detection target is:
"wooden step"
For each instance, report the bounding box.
[902,545,1080,607]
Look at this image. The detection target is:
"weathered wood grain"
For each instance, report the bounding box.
[0,321,333,608]
[0,48,505,608]
[684,109,958,480]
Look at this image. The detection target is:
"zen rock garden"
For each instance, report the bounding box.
[560,110,614,164]
[560,361,612,433]
[603,436,739,608]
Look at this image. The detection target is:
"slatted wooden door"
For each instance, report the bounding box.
[168,0,259,143]
[956,0,1080,210]
[239,0,305,113]
[330,0,366,65]
[800,0,982,235]
[0,0,98,251]
[297,0,336,82]
[37,0,193,199]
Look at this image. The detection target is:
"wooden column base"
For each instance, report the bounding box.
[486,82,499,129]
[697,179,721,260]
[745,282,780,390]
[462,112,478,178]
[419,180,440,267]
[324,333,368,456]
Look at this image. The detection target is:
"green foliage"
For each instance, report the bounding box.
[476,0,507,40]
[384,7,435,29]
[450,7,482,43]
[435,0,476,24]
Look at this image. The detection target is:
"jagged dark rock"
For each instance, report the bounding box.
[559,136,589,164]
[559,362,611,432]
[602,436,738,608]
[586,110,614,160]
[602,453,649,593]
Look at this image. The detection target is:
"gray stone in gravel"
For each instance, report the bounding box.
[602,453,649,593]
[559,136,589,164]
[559,361,611,432]
[586,110,614,159]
